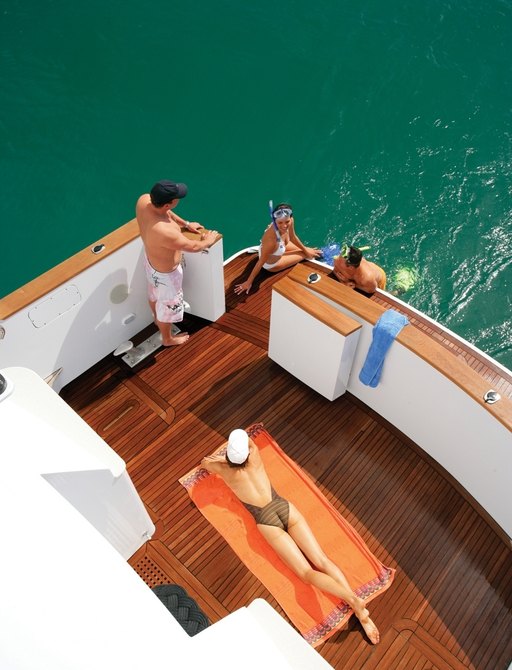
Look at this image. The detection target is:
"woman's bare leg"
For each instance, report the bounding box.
[258,508,380,643]
[287,504,353,589]
[266,252,308,273]
[258,524,352,599]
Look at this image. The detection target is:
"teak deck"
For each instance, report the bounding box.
[62,254,512,670]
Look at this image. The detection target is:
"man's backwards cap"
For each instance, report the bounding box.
[150,180,188,206]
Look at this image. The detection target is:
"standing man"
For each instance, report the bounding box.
[136,180,218,346]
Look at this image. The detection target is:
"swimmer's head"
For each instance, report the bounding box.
[345,246,363,267]
[150,180,188,206]
[226,429,250,467]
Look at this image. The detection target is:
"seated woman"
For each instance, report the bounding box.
[333,246,386,295]
[234,203,321,295]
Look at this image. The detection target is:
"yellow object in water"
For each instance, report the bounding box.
[393,267,417,292]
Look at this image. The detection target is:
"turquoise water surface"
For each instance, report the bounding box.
[1,1,511,368]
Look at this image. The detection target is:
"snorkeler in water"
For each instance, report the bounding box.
[333,245,386,295]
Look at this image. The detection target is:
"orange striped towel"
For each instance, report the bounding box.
[179,423,395,647]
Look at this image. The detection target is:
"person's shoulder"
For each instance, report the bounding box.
[259,225,277,249]
[136,193,150,208]
[365,260,381,275]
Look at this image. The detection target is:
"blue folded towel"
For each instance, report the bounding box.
[359,310,409,387]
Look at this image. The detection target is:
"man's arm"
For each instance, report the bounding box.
[333,258,356,288]
[358,279,378,293]
[169,210,204,234]
[160,222,218,253]
[335,273,356,288]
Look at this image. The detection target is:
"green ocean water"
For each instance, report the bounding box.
[1,0,511,369]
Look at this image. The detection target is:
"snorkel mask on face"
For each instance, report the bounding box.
[273,207,293,220]
[269,200,293,234]
[338,243,371,265]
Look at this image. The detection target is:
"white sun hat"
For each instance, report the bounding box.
[227,429,249,464]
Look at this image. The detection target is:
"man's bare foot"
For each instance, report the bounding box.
[162,332,189,346]
[356,608,380,644]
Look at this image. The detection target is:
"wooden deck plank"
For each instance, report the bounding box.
[61,254,512,670]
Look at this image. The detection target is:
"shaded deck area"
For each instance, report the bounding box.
[62,253,512,669]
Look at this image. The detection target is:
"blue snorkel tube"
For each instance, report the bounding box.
[269,199,279,233]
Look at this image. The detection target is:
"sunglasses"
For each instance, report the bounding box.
[273,208,293,220]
